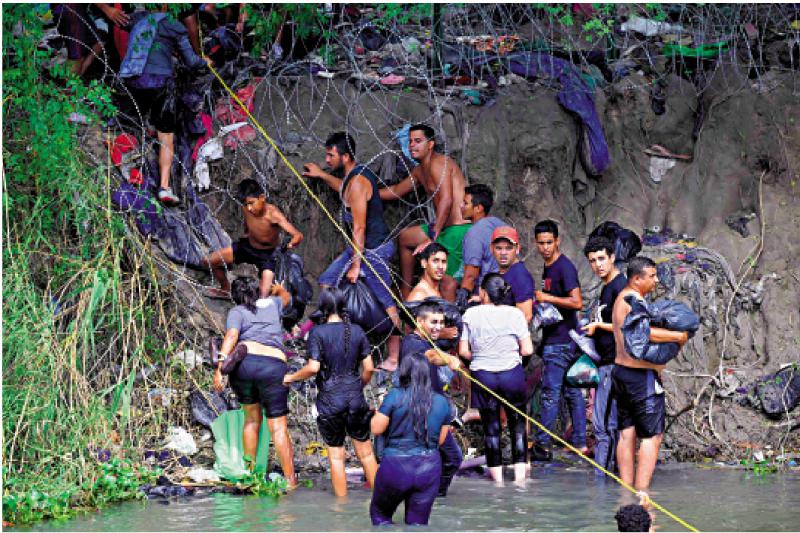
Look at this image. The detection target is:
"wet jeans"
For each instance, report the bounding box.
[592,364,618,473]
[370,452,442,525]
[535,343,587,448]
[438,431,462,497]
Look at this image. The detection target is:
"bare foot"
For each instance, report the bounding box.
[205,287,231,300]
[378,359,398,372]
[462,408,481,423]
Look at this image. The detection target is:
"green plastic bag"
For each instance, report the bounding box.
[566,354,600,388]
[663,41,728,59]
[211,409,271,481]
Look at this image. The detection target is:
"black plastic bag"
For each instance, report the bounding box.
[274,248,313,329]
[190,390,238,428]
[622,296,699,365]
[649,300,700,338]
[589,221,642,263]
[401,297,463,352]
[533,302,563,330]
[338,278,394,338]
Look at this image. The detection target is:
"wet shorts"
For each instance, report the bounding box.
[317,402,374,447]
[232,238,277,275]
[230,355,289,418]
[612,365,665,439]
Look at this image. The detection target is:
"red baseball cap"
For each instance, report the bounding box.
[491,226,519,245]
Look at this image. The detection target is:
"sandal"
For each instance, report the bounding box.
[205,287,231,300]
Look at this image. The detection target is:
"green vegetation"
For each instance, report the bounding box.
[2,4,187,525]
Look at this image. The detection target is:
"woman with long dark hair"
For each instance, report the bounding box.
[459,273,534,486]
[213,276,296,487]
[369,352,452,526]
[283,288,378,496]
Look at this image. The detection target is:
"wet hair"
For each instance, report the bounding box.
[480,272,512,305]
[615,504,652,532]
[231,276,259,313]
[324,131,356,160]
[237,179,263,202]
[584,236,615,258]
[316,287,352,353]
[397,352,433,446]
[419,242,448,263]
[409,123,436,143]
[534,219,559,238]
[414,301,444,321]
[627,256,656,280]
[465,183,494,214]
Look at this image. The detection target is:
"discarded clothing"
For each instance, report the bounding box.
[502,52,610,176]
[649,156,676,183]
[753,365,800,418]
[621,16,684,37]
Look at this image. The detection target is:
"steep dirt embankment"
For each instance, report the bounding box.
[201,69,799,459]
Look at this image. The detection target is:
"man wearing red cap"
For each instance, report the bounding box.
[491,226,535,325]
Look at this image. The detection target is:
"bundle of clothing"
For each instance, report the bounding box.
[621,295,700,364]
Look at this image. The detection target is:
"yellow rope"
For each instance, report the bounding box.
[201,51,699,532]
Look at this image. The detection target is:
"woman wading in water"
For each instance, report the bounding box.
[459,273,533,487]
[283,288,378,496]
[213,276,297,488]
[369,352,452,526]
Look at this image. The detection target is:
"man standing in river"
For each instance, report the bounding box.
[379,124,470,301]
[612,256,688,493]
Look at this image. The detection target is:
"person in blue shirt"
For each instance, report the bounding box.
[531,219,587,461]
[283,288,378,497]
[491,226,535,325]
[370,352,452,526]
[456,183,507,309]
[119,7,211,205]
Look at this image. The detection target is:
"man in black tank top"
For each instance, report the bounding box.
[304,133,401,368]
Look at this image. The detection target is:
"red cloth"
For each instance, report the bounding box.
[214,83,258,149]
[192,113,214,161]
[110,133,138,165]
[112,4,129,59]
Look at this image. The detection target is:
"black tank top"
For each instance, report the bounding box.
[340,164,391,250]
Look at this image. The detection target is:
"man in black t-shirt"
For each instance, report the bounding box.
[398,302,463,497]
[531,220,586,460]
[583,236,627,472]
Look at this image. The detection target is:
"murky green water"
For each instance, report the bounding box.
[20,465,800,531]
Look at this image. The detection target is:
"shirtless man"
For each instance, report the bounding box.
[380,124,470,301]
[612,256,688,493]
[202,179,303,299]
[406,243,458,342]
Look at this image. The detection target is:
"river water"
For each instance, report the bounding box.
[21,464,800,531]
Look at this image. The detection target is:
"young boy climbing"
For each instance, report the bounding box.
[202,179,303,299]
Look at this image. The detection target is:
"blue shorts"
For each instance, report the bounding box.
[319,241,396,310]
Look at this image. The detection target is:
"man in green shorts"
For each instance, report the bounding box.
[379,124,470,300]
